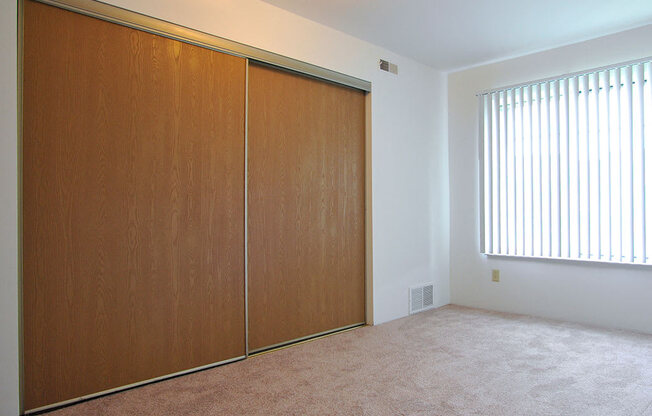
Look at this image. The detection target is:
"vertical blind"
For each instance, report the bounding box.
[479,59,651,264]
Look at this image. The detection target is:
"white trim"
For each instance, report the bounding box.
[484,253,652,268]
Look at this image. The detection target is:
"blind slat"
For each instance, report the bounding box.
[479,94,486,254]
[592,73,602,260]
[529,86,536,256]
[603,70,612,260]
[571,76,581,259]
[521,87,527,255]
[615,68,623,261]
[554,80,562,258]
[563,78,571,258]
[502,91,510,254]
[492,92,500,253]
[582,74,590,259]
[544,81,552,257]
[625,66,635,262]
[635,64,646,262]
[537,85,544,256]
[511,88,518,255]
[486,94,494,253]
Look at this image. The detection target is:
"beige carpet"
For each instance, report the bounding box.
[49,305,652,416]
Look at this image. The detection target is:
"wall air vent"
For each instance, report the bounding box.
[409,283,435,314]
[379,59,398,75]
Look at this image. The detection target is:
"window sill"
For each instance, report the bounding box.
[482,252,651,269]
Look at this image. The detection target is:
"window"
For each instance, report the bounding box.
[479,59,651,264]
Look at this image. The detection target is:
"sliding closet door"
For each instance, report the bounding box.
[23,1,246,410]
[247,64,366,351]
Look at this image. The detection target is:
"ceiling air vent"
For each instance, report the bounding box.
[409,283,435,314]
[379,59,398,75]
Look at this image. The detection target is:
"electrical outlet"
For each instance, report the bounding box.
[491,269,500,282]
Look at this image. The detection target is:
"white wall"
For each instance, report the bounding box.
[0,0,19,414]
[449,24,652,335]
[1,1,449,413]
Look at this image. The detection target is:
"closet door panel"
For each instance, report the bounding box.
[247,64,366,351]
[23,1,246,409]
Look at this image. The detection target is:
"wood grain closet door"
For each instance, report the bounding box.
[23,1,246,410]
[247,64,366,351]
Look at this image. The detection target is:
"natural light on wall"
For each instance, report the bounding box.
[479,59,651,264]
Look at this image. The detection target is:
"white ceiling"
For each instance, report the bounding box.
[261,0,652,71]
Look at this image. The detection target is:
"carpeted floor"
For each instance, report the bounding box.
[49,305,652,416]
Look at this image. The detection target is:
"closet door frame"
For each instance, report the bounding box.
[18,0,374,413]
